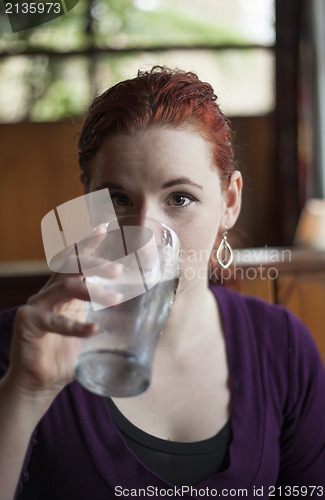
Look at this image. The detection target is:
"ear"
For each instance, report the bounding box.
[220,170,242,231]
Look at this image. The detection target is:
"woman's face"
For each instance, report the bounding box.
[87,125,241,290]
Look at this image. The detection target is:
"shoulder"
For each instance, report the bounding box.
[211,284,325,407]
[0,306,20,377]
[210,284,305,348]
[210,284,324,389]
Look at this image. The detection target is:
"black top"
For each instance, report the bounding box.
[106,398,231,486]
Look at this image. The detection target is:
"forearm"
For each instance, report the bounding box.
[0,375,50,500]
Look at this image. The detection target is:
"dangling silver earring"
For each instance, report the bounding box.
[217,229,233,269]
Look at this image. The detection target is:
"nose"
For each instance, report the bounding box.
[137,200,163,224]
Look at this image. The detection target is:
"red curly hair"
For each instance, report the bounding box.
[78,66,235,188]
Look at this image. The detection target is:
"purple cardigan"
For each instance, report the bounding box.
[0,286,324,499]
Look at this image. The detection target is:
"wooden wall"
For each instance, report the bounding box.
[0,121,84,261]
[0,116,276,262]
[232,115,277,247]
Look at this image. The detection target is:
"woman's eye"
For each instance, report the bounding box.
[110,193,131,207]
[168,193,196,207]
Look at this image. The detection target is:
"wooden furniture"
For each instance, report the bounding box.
[0,249,324,364]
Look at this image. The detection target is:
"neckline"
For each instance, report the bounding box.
[106,396,232,455]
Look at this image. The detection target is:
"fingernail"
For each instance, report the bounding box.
[93,223,107,233]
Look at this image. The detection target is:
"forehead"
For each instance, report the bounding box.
[90,126,216,180]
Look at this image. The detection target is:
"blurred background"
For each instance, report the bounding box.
[1,0,325,362]
[0,0,324,260]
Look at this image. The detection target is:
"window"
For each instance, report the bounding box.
[0,0,275,122]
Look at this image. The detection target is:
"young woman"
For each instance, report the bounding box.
[0,67,324,499]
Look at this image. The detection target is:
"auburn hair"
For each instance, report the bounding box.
[78,66,235,187]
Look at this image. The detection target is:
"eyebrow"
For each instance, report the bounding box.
[161,178,203,190]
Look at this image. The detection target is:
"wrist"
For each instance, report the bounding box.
[0,372,55,428]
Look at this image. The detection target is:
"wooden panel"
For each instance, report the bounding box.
[0,121,83,261]
[231,116,277,247]
[277,272,325,365]
[226,276,276,304]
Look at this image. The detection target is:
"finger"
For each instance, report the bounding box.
[80,256,124,279]
[76,224,108,258]
[18,305,98,339]
[48,225,108,275]
[40,266,83,292]
[29,275,124,310]
[54,253,123,277]
[47,276,124,310]
[44,261,123,299]
[45,252,122,286]
[42,250,123,301]
[85,280,124,308]
[28,277,91,308]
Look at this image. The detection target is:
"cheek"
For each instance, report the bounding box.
[179,227,215,255]
[176,214,221,253]
[175,219,221,286]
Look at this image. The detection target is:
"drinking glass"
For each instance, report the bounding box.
[75,215,180,397]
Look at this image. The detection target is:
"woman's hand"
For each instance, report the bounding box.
[4,226,123,406]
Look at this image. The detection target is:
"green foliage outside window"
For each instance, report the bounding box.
[0,0,275,122]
